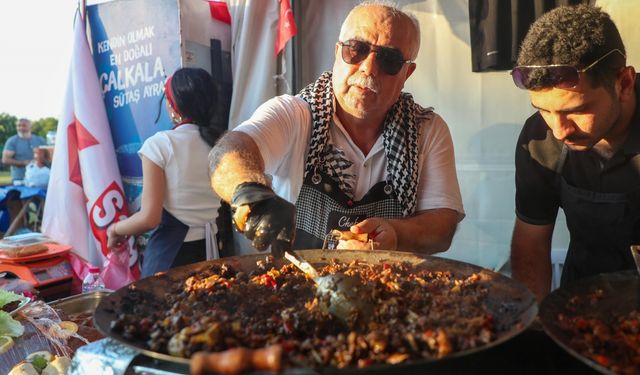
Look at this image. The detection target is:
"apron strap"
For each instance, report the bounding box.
[555,144,569,174]
[205,221,220,260]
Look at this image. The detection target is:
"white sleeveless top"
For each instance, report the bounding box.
[139,124,221,242]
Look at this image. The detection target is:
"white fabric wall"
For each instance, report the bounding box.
[226,0,295,130]
[405,1,529,270]
[597,1,640,67]
[227,0,639,268]
[226,0,280,129]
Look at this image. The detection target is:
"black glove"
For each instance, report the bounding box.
[231,182,295,258]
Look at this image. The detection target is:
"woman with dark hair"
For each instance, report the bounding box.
[107,67,225,277]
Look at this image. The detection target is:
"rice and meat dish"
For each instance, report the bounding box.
[110,256,501,370]
[556,288,640,375]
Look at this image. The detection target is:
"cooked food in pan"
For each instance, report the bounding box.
[110,257,501,370]
[555,288,640,374]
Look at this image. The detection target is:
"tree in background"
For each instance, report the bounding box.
[32,117,58,139]
[0,113,18,146]
[0,113,58,144]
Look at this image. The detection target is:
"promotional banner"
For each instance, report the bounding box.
[42,12,139,289]
[87,0,181,211]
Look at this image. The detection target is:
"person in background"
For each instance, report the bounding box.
[24,148,50,188]
[208,1,464,257]
[2,118,46,183]
[510,5,638,301]
[107,67,226,277]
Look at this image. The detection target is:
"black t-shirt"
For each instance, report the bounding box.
[515,76,640,224]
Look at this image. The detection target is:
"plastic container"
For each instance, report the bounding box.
[82,266,105,293]
[46,130,56,145]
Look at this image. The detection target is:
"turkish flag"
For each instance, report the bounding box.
[275,0,297,55]
[42,12,139,290]
[209,0,231,25]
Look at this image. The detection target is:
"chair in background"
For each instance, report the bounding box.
[550,247,568,291]
[0,186,47,237]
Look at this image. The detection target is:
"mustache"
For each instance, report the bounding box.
[347,75,379,93]
[564,133,590,143]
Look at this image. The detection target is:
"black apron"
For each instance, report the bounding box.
[293,72,425,250]
[557,146,639,285]
[141,209,205,278]
[294,169,403,249]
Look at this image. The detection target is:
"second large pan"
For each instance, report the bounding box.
[540,271,640,375]
[94,249,537,372]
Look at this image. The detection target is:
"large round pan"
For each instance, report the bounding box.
[539,271,640,375]
[94,249,537,371]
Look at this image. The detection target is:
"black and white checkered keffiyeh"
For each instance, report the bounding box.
[297,71,433,216]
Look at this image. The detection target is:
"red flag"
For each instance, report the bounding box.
[275,0,297,55]
[209,0,231,25]
[42,13,139,290]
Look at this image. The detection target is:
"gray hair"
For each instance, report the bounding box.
[17,118,31,125]
[339,0,421,60]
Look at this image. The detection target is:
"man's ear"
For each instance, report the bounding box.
[617,66,636,100]
[405,62,417,80]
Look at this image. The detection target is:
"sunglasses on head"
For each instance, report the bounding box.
[338,39,413,76]
[510,49,625,90]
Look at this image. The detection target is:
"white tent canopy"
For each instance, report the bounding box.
[85,0,640,271]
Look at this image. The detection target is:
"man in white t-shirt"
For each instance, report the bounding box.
[24,148,50,188]
[209,3,464,256]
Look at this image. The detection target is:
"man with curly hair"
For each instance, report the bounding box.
[510,4,638,301]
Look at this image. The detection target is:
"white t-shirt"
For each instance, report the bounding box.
[235,94,465,217]
[139,124,221,241]
[24,163,50,188]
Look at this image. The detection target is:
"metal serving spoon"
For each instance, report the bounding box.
[284,251,372,326]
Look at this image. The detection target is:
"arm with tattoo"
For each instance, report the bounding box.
[208,131,295,256]
[208,131,269,202]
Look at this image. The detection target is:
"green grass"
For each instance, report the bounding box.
[0,170,12,186]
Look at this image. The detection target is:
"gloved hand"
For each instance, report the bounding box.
[231,182,296,258]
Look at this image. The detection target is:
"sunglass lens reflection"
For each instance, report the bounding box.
[512,66,580,90]
[341,40,405,75]
[376,48,404,74]
[549,67,580,89]
[342,41,370,64]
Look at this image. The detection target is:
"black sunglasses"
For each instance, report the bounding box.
[338,39,413,76]
[510,49,625,90]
